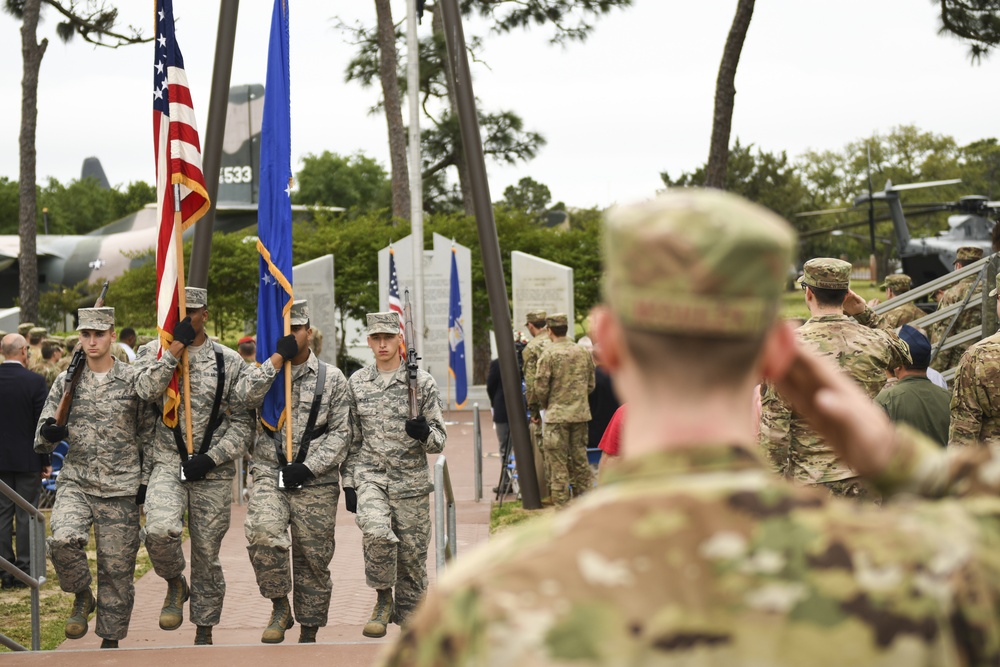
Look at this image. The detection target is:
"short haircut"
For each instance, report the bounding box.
[622,327,764,393]
[42,341,58,360]
[238,341,256,356]
[810,286,848,308]
[550,324,568,337]
[530,319,547,329]
[120,327,136,341]
[28,333,43,345]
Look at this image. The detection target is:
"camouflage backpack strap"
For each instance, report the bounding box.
[273,360,327,466]
[171,343,226,459]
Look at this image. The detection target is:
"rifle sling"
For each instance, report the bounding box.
[172,343,226,461]
[273,360,327,467]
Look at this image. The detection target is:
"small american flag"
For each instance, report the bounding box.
[388,245,405,337]
[153,0,209,427]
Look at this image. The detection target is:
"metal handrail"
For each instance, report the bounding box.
[0,477,47,651]
[472,403,482,502]
[433,455,457,573]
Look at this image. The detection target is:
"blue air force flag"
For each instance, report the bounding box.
[448,245,467,408]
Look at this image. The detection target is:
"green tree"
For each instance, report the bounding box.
[293,151,392,212]
[935,1,1000,60]
[501,176,552,216]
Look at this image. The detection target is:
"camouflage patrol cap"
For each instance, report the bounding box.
[65,335,79,350]
[77,307,115,331]
[798,258,852,290]
[880,274,913,293]
[185,287,208,308]
[956,246,984,264]
[525,310,546,324]
[603,189,795,337]
[29,326,47,337]
[17,323,33,336]
[990,273,1000,298]
[289,299,310,326]
[546,313,568,328]
[367,311,401,335]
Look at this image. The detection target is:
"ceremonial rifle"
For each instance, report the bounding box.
[54,281,109,425]
[403,289,419,418]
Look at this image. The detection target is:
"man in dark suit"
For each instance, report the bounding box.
[0,333,50,588]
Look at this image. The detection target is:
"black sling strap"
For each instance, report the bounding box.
[273,360,327,466]
[172,343,226,461]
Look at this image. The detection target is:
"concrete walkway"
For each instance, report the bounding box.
[7,409,503,666]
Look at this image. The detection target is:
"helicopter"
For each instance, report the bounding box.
[797,178,999,287]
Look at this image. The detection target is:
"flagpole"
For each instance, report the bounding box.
[284,308,292,463]
[173,183,195,456]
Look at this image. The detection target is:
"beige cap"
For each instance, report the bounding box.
[367,312,401,335]
[546,313,569,328]
[77,307,115,331]
[186,287,208,308]
[525,310,547,324]
[290,300,310,326]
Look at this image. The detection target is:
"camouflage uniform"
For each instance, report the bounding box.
[520,314,550,497]
[344,314,447,624]
[236,325,350,628]
[377,189,1000,667]
[930,247,985,372]
[880,273,926,328]
[133,305,252,628]
[35,308,143,642]
[534,316,595,505]
[949,276,1000,447]
[760,259,910,494]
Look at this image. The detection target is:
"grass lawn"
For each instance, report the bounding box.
[0,509,155,652]
[489,500,554,534]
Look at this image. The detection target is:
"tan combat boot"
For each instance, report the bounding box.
[194,625,213,645]
[261,596,294,644]
[158,575,190,630]
[65,588,96,639]
[299,625,318,643]
[362,589,394,638]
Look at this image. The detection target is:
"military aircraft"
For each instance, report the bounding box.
[0,84,334,307]
[798,179,998,287]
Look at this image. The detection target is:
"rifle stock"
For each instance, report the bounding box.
[403,289,419,419]
[54,280,110,426]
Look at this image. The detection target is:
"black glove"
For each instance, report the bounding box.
[182,454,216,482]
[281,462,314,489]
[275,334,299,362]
[344,487,357,513]
[135,484,147,506]
[172,317,196,347]
[40,417,69,444]
[405,416,430,443]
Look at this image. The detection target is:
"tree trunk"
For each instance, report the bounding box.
[704,0,754,189]
[431,6,475,216]
[375,0,411,222]
[18,0,47,325]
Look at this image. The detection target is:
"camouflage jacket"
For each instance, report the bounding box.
[930,277,983,372]
[534,339,596,423]
[35,360,143,497]
[343,362,446,498]
[948,331,1000,448]
[521,331,550,415]
[133,339,252,480]
[378,427,1000,667]
[234,351,350,486]
[881,301,926,329]
[759,309,911,483]
[34,359,60,389]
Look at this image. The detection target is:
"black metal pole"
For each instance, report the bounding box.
[438,0,540,509]
[189,0,240,288]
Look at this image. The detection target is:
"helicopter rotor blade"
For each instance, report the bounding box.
[887,179,962,192]
[794,207,854,217]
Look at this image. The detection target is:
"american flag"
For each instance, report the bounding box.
[153,0,209,427]
[388,245,405,339]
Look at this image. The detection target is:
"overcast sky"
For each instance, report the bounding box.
[1,0,998,210]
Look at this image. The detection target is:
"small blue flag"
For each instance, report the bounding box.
[448,246,467,408]
[256,0,293,430]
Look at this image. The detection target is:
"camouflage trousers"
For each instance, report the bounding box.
[245,477,339,627]
[542,422,593,506]
[143,462,232,626]
[49,481,140,641]
[530,419,548,501]
[355,484,430,624]
[819,477,881,504]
